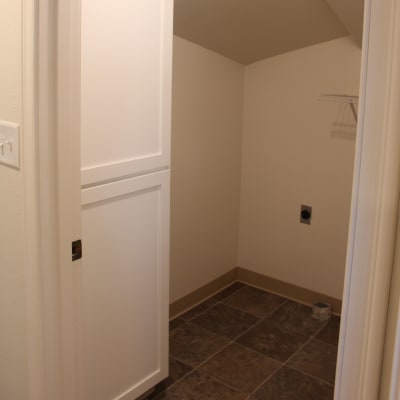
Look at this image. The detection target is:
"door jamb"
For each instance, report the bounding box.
[22,0,45,399]
[334,0,400,398]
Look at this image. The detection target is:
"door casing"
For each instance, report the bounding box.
[334,0,400,398]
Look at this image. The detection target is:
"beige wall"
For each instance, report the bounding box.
[238,37,361,299]
[0,0,29,399]
[170,36,244,302]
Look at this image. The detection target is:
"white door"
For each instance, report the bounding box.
[57,1,173,399]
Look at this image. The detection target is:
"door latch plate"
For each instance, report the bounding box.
[72,239,82,261]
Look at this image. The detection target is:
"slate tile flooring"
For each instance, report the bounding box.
[146,283,340,400]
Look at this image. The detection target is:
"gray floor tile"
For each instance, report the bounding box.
[169,322,229,367]
[180,298,218,321]
[212,282,245,300]
[316,316,341,345]
[199,343,280,394]
[224,286,287,318]
[160,285,340,398]
[146,357,192,399]
[169,318,185,331]
[236,319,308,362]
[154,370,247,400]
[268,301,326,336]
[287,339,338,384]
[191,303,260,339]
[252,366,334,400]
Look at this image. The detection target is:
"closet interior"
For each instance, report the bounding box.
[170,0,363,315]
[156,1,365,398]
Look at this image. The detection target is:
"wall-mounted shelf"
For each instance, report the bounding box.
[319,94,359,122]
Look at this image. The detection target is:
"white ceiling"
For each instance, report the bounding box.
[173,0,364,65]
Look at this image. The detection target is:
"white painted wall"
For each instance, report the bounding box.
[170,36,244,302]
[0,0,29,399]
[238,37,362,299]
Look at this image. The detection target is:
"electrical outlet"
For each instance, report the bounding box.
[0,121,20,169]
[300,205,312,224]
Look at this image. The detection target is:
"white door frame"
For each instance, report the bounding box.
[23,0,63,399]
[334,0,400,398]
[26,0,400,399]
[380,213,400,399]
[22,0,45,399]
[372,0,400,397]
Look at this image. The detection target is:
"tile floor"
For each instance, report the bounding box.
[146,283,340,400]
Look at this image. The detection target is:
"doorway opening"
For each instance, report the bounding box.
[167,1,365,398]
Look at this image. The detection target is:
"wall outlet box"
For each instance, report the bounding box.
[300,204,312,224]
[0,121,20,169]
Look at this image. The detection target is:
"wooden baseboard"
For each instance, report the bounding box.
[169,269,237,319]
[169,267,342,319]
[236,267,342,315]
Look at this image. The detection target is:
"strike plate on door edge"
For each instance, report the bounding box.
[72,240,82,261]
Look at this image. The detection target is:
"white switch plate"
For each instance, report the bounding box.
[0,120,20,169]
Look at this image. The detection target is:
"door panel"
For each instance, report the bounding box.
[81,0,172,186]
[80,170,170,400]
[58,0,172,398]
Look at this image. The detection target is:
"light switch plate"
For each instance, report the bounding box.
[0,120,20,169]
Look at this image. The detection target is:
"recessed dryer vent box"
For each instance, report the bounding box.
[300,205,312,225]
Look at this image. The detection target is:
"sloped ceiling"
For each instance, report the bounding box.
[173,0,364,65]
[326,0,364,46]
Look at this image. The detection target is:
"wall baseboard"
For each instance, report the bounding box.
[236,267,342,315]
[169,267,342,319]
[169,269,237,318]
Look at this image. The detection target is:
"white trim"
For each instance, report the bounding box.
[335,0,400,398]
[81,170,167,206]
[57,0,83,397]
[81,154,167,187]
[377,0,400,395]
[36,0,63,398]
[381,218,400,400]
[388,305,400,399]
[160,0,173,170]
[22,0,45,399]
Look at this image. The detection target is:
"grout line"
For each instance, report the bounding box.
[172,340,248,396]
[179,284,246,322]
[223,297,289,320]
[235,278,342,317]
[193,340,281,397]
[196,370,249,396]
[250,364,284,395]
[165,285,267,398]
[265,298,290,317]
[169,281,242,320]
[284,364,335,387]
[151,368,193,398]
[236,310,334,393]
[282,334,316,367]
[278,320,337,387]
[281,314,331,367]
[180,301,220,322]
[230,312,267,342]
[173,282,289,323]
[185,294,290,344]
[193,338,236,370]
[281,316,328,366]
